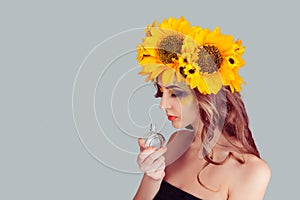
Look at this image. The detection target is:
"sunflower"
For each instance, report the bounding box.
[137,16,192,85]
[180,26,246,94]
[137,17,246,94]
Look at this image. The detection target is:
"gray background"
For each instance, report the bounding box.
[1,0,299,199]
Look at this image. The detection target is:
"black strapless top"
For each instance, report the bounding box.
[153,180,203,200]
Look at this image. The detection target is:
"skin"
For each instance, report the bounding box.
[134,74,271,200]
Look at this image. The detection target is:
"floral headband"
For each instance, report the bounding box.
[136,16,246,94]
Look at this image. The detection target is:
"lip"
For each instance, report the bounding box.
[167,115,178,121]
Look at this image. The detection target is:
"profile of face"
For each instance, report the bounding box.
[156,74,200,130]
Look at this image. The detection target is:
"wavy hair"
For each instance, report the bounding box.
[193,86,260,191]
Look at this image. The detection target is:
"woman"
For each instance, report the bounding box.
[134,16,271,200]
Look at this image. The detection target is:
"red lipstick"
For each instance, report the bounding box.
[167,115,177,121]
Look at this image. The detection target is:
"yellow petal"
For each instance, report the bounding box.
[162,69,175,85]
[175,71,185,83]
[202,72,223,94]
[149,65,166,80]
[145,73,152,82]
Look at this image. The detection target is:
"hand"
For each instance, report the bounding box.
[137,138,167,181]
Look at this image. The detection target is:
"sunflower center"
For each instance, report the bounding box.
[197,45,223,74]
[158,35,183,64]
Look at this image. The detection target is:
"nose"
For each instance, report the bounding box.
[159,92,171,110]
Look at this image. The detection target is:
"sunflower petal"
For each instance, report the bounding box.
[162,69,175,85]
[202,72,223,94]
[149,65,166,80]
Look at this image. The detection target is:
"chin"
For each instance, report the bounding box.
[171,120,187,129]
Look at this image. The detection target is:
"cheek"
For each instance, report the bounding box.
[171,98,183,111]
[182,103,198,116]
[179,95,194,106]
[173,96,198,116]
[183,102,199,119]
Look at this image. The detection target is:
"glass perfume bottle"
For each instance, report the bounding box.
[144,123,165,148]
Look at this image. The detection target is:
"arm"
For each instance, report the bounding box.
[133,139,167,200]
[133,174,163,200]
[228,159,271,200]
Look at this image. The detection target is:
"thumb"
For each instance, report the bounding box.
[138,138,146,151]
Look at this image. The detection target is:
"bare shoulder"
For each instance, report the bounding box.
[229,154,271,199]
[240,154,271,181]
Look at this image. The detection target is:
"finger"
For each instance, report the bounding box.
[156,159,166,171]
[146,156,165,173]
[142,147,167,166]
[137,147,157,164]
[146,170,165,180]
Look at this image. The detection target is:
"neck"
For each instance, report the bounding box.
[191,121,204,145]
[190,122,224,153]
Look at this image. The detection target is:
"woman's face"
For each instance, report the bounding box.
[156,74,200,129]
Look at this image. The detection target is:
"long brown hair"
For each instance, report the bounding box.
[194,85,260,191]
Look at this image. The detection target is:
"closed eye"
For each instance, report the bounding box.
[170,89,188,98]
[154,87,188,98]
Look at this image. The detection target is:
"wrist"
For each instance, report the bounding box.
[144,173,164,182]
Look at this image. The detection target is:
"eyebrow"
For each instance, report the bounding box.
[157,83,182,90]
[166,85,181,89]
